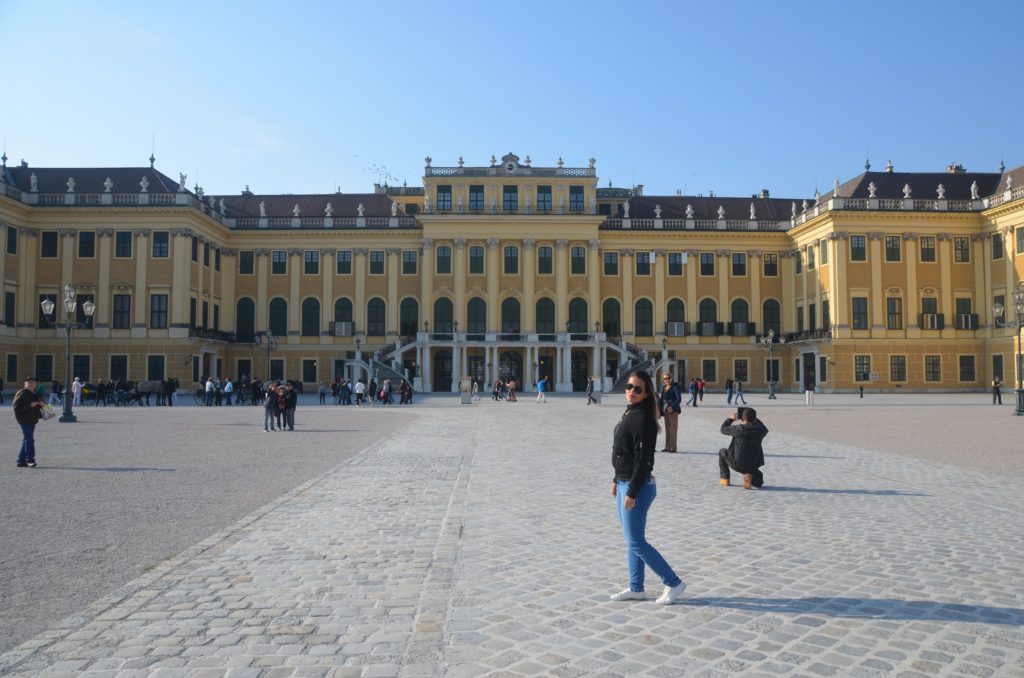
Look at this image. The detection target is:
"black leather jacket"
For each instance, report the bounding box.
[611,404,657,498]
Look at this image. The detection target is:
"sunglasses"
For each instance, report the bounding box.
[624,383,645,394]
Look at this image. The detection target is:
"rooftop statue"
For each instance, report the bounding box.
[259,201,266,218]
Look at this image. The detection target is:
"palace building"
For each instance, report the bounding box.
[1,152,1022,394]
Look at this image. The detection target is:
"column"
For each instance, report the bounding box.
[622,250,635,338]
[320,248,335,344]
[419,238,434,329]
[170,229,192,335]
[287,248,301,342]
[454,238,467,328]
[522,239,535,331]
[95,229,112,336]
[354,248,367,336]
[904,235,919,333]
[486,238,500,331]
[221,249,237,333]
[750,251,762,328]
[386,248,400,339]
[588,239,601,329]
[654,249,666,339]
[555,239,568,330]
[938,234,953,337]
[255,249,269,330]
[868,233,883,336]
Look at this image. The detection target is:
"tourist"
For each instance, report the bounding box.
[697,377,705,402]
[686,378,698,407]
[993,376,1003,405]
[724,377,734,405]
[536,375,547,403]
[204,377,214,406]
[507,377,517,402]
[14,376,45,468]
[658,373,682,453]
[224,378,234,406]
[318,381,327,405]
[718,407,768,489]
[354,378,366,406]
[263,384,279,432]
[72,377,83,406]
[609,369,686,605]
[283,383,297,430]
[586,376,597,405]
[734,379,747,405]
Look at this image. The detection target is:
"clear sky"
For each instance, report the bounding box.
[2,0,1022,200]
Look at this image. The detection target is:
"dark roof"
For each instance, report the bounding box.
[995,164,1024,196]
[822,170,1001,202]
[4,166,181,194]
[613,195,807,221]
[220,193,398,218]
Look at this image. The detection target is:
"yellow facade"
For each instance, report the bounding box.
[1,156,1022,394]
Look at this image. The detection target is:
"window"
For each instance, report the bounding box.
[110,355,128,382]
[702,359,717,383]
[569,185,584,212]
[808,303,816,332]
[152,231,169,258]
[795,251,802,274]
[41,231,58,258]
[994,295,1005,324]
[302,359,317,383]
[850,235,867,261]
[269,359,284,382]
[436,245,452,274]
[236,299,255,342]
[402,250,417,275]
[504,298,523,333]
[538,246,553,275]
[920,236,936,262]
[820,240,828,265]
[882,236,900,262]
[852,297,869,330]
[239,251,255,275]
[468,297,487,333]
[732,253,746,276]
[469,246,484,274]
[35,355,53,382]
[369,250,384,275]
[635,299,653,336]
[213,304,219,330]
[333,298,352,323]
[503,246,518,274]
[367,298,386,335]
[955,297,973,316]
[959,355,976,382]
[5,354,15,385]
[570,246,586,274]
[796,305,804,332]
[891,355,907,382]
[818,356,828,383]
[469,185,484,210]
[38,294,56,328]
[72,354,91,382]
[667,299,685,325]
[147,355,165,381]
[5,225,16,254]
[269,298,288,336]
[502,185,518,211]
[763,299,781,336]
[886,297,903,330]
[993,355,1004,384]
[191,236,198,262]
[763,253,778,277]
[636,252,652,276]
[436,185,452,211]
[925,355,942,382]
[992,233,1004,260]
[404,203,418,216]
[3,291,14,327]
[203,242,210,267]
[604,252,618,276]
[855,355,871,382]
[537,185,552,211]
[78,231,96,258]
[734,359,748,382]
[921,296,938,315]
[112,295,131,329]
[150,294,168,329]
[954,237,970,262]
[668,252,683,276]
[822,299,830,329]
[400,298,418,335]
[700,252,714,276]
[1017,227,1024,255]
[602,298,620,336]
[190,298,197,328]
[336,250,352,275]
[271,250,287,274]
[215,249,220,272]
[304,250,319,275]
[301,298,320,336]
[807,245,815,270]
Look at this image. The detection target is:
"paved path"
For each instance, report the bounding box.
[1,394,1023,676]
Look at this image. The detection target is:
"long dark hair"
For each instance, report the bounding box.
[629,369,661,431]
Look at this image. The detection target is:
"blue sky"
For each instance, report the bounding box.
[2,0,1021,200]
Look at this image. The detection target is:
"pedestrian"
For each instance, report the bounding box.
[274,385,286,430]
[536,375,547,403]
[719,406,768,489]
[586,376,597,405]
[167,378,177,407]
[49,380,62,406]
[609,369,687,605]
[354,378,366,406]
[697,378,705,402]
[263,384,278,431]
[318,381,327,405]
[214,379,223,406]
[14,376,46,468]
[492,377,503,401]
[368,378,378,406]
[283,383,297,430]
[72,376,83,406]
[204,377,214,406]
[734,379,747,405]
[658,373,682,453]
[724,377,734,405]
[331,379,340,405]
[471,380,479,402]
[507,377,517,402]
[341,379,352,405]
[224,378,234,406]
[686,378,698,407]
[95,379,106,406]
[993,376,1003,405]
[251,377,263,406]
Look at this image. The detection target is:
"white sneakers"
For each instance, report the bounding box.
[610,580,687,604]
[655,581,687,605]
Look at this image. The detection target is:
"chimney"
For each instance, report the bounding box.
[946,163,966,174]
[760,189,770,198]
[885,160,894,173]
[20,160,28,168]
[634,184,644,196]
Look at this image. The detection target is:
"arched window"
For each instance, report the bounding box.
[268,298,287,336]
[731,299,749,323]
[763,299,781,335]
[467,297,486,334]
[602,298,621,336]
[400,298,418,336]
[501,298,521,333]
[367,298,386,336]
[236,298,255,342]
[334,298,353,323]
[536,298,555,334]
[568,297,588,333]
[699,299,718,322]
[667,298,685,323]
[301,297,320,336]
[635,299,653,336]
[434,298,454,333]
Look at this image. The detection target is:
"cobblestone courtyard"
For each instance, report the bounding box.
[1,394,1022,677]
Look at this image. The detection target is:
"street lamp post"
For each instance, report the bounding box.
[253,331,280,382]
[993,283,1024,416]
[761,328,778,399]
[40,284,96,423]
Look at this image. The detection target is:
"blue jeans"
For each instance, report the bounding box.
[726,388,733,404]
[264,410,276,429]
[616,478,681,592]
[18,422,36,464]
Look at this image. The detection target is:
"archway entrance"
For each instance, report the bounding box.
[571,350,589,391]
[498,350,523,385]
[433,350,452,392]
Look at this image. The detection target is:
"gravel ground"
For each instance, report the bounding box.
[0,396,419,654]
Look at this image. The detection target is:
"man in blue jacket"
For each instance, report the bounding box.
[658,373,682,452]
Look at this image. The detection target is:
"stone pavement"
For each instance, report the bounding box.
[1,394,1023,677]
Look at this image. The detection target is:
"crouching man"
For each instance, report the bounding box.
[719,407,768,489]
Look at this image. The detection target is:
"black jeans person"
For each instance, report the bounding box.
[719,448,763,487]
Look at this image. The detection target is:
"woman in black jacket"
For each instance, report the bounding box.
[609,369,686,605]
